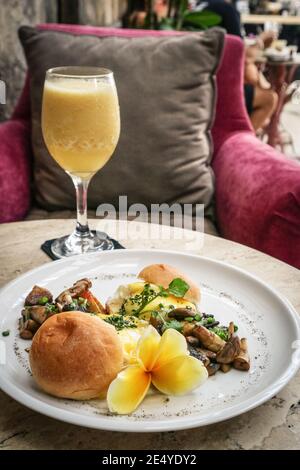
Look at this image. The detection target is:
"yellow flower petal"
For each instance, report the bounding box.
[153,328,188,368]
[136,326,161,371]
[152,355,208,396]
[118,328,143,364]
[107,365,151,414]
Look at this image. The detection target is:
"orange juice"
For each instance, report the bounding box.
[42,79,120,177]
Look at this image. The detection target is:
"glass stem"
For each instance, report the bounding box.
[72,175,91,238]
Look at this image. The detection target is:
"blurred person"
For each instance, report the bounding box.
[244,44,278,131]
[124,1,278,131]
[198,0,242,35]
[198,0,278,131]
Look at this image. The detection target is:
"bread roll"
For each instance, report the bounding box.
[29,312,123,400]
[138,264,200,304]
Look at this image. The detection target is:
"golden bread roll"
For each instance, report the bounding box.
[29,312,123,400]
[138,263,200,304]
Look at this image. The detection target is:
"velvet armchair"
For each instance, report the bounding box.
[0,25,299,268]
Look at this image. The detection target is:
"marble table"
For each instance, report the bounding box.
[242,14,300,26]
[0,219,300,450]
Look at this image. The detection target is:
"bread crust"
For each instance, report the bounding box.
[29,312,123,400]
[138,264,200,304]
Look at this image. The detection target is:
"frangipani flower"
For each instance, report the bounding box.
[107,325,208,414]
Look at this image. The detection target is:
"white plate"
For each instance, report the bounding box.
[0,249,299,432]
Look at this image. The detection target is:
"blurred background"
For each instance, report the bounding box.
[1,0,300,154]
[0,1,126,121]
[0,0,299,268]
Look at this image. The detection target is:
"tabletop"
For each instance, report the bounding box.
[242,14,300,25]
[264,53,300,66]
[0,219,300,450]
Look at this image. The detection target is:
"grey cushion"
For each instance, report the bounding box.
[19,26,224,213]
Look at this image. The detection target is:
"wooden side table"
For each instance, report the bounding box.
[242,14,300,26]
[264,57,300,149]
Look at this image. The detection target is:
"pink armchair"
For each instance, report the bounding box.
[0,25,299,268]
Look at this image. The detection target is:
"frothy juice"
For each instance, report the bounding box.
[42,79,120,177]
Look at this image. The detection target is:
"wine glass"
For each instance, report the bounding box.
[41,66,120,258]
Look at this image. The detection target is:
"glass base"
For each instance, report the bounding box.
[51,231,114,259]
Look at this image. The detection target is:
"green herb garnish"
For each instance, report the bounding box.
[38,296,49,305]
[119,304,127,316]
[211,326,229,341]
[168,278,189,298]
[161,319,183,333]
[45,303,57,313]
[2,330,10,337]
[206,316,215,324]
[158,288,169,298]
[64,300,78,311]
[123,278,190,318]
[130,284,161,316]
[103,315,137,331]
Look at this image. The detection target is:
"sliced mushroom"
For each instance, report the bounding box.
[55,278,92,304]
[20,329,33,340]
[216,335,240,364]
[56,303,63,312]
[220,363,231,373]
[56,293,73,309]
[149,314,163,334]
[182,321,196,337]
[21,308,31,322]
[228,321,235,338]
[168,308,196,320]
[188,345,210,367]
[233,338,250,371]
[197,347,217,361]
[25,285,53,306]
[192,324,225,352]
[28,306,48,324]
[24,319,39,333]
[206,362,220,376]
[186,336,200,347]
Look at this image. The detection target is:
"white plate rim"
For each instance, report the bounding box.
[0,248,299,432]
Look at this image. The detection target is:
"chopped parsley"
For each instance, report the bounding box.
[119,304,127,316]
[168,278,189,298]
[211,324,238,341]
[206,316,215,324]
[45,303,58,313]
[150,311,183,334]
[63,297,89,313]
[125,279,191,317]
[129,284,162,316]
[161,319,183,333]
[103,315,137,331]
[211,326,229,341]
[2,330,10,337]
